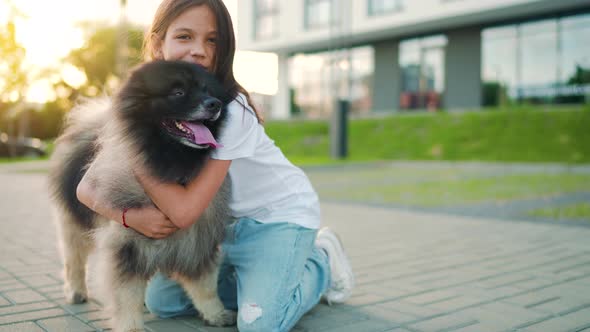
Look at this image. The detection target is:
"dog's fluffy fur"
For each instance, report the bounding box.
[49,61,236,331]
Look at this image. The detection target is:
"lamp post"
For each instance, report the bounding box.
[329,0,352,160]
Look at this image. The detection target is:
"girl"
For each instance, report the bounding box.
[76,0,353,331]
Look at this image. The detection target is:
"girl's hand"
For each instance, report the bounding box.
[124,206,179,239]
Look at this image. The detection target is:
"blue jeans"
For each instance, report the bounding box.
[145,218,331,332]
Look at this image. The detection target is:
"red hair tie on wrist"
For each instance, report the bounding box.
[122,208,130,228]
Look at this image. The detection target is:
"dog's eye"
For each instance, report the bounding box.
[171,88,185,97]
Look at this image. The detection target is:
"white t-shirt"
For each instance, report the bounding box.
[211,94,321,229]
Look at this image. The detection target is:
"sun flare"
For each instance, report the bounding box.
[1,0,277,103]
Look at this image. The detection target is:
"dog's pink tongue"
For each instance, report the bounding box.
[183,122,223,148]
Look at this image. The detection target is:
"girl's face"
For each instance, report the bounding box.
[156,5,217,72]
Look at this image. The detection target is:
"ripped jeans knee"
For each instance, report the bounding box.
[237,302,284,332]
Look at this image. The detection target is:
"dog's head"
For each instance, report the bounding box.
[115,60,230,150]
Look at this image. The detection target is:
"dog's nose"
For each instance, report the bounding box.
[203,98,221,113]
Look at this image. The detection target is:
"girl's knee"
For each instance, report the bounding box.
[144,285,172,318]
[237,303,286,332]
[238,318,282,332]
[144,293,168,318]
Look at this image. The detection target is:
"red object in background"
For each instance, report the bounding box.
[400,91,440,110]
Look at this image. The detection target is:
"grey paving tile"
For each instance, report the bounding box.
[0,281,26,292]
[404,290,460,305]
[0,308,67,325]
[0,272,13,281]
[56,300,103,315]
[19,275,61,288]
[344,292,386,307]
[171,316,207,328]
[87,319,111,331]
[460,302,549,330]
[43,291,65,300]
[0,322,45,331]
[428,295,487,312]
[297,309,368,330]
[2,162,590,332]
[0,301,58,316]
[379,299,443,319]
[504,293,588,316]
[193,323,236,332]
[0,296,10,307]
[407,311,478,332]
[76,310,110,323]
[2,289,46,304]
[359,304,419,324]
[519,306,590,332]
[145,319,201,332]
[317,318,400,332]
[451,322,509,332]
[37,315,96,332]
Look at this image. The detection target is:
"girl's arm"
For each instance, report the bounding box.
[134,158,231,229]
[76,174,179,239]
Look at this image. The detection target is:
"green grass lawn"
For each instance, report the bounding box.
[528,203,590,220]
[310,171,590,207]
[4,105,589,166]
[266,105,590,165]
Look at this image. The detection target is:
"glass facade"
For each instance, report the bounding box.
[399,35,447,110]
[482,13,590,105]
[305,0,337,29]
[254,0,279,40]
[289,46,374,118]
[368,0,404,16]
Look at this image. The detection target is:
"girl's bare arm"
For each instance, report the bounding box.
[134,158,231,229]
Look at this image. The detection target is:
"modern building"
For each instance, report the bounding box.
[237,0,590,119]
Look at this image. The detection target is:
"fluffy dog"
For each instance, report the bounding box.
[48,60,236,331]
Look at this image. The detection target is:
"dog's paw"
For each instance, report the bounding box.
[203,309,237,327]
[66,291,88,304]
[64,286,88,304]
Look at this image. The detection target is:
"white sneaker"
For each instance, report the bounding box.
[315,227,354,305]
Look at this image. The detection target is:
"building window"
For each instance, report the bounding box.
[399,35,447,110]
[482,13,590,106]
[305,0,338,30]
[559,13,590,95]
[254,0,279,40]
[368,0,403,16]
[289,46,374,118]
[482,26,518,106]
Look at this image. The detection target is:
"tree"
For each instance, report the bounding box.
[65,23,145,97]
[567,65,590,85]
[0,21,27,103]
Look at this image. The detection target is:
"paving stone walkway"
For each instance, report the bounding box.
[0,161,589,331]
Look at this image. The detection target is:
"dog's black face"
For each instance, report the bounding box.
[115,60,229,150]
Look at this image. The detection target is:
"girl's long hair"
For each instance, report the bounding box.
[143,0,263,123]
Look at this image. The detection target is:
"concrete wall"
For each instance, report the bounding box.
[373,41,401,112]
[444,26,482,109]
[272,53,290,119]
[238,0,589,53]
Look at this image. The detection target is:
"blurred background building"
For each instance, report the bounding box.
[237,0,590,119]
